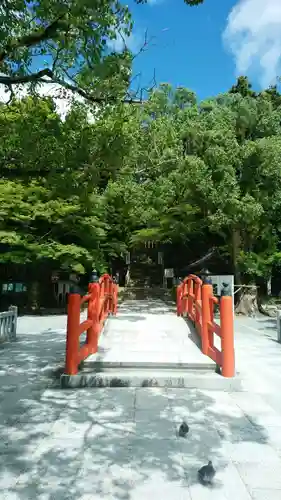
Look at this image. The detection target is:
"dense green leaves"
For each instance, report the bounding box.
[0,0,209,107]
[4,0,280,291]
[0,97,107,272]
[0,0,134,104]
[117,80,281,283]
[1,75,281,284]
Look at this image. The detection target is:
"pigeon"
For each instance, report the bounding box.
[198,461,216,485]
[178,421,189,437]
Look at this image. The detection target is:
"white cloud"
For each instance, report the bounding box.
[146,0,165,5]
[107,31,141,54]
[223,0,281,88]
[0,77,97,121]
[0,79,75,118]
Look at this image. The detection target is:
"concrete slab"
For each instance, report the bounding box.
[235,461,281,490]
[251,489,281,500]
[83,299,215,370]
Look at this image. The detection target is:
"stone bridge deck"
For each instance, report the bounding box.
[85,299,214,369]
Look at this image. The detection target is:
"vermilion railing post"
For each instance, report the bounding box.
[64,273,118,375]
[187,278,193,319]
[201,282,212,356]
[176,283,182,316]
[220,295,235,377]
[113,283,118,315]
[65,293,81,375]
[194,281,201,326]
[105,276,110,316]
[181,281,186,315]
[108,279,112,314]
[208,296,215,351]
[86,282,100,353]
[100,279,106,323]
[103,277,107,318]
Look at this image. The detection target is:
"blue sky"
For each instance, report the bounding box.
[2,0,280,114]
[120,0,281,101]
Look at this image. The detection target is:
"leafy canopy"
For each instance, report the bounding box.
[0,0,204,105]
[0,1,136,104]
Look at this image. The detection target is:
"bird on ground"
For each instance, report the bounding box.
[198,461,216,485]
[178,421,189,437]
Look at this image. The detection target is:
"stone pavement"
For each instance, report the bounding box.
[1,310,281,498]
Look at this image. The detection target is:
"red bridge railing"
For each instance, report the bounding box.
[65,273,118,375]
[177,275,235,377]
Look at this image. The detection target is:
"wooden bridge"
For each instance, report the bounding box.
[61,273,235,389]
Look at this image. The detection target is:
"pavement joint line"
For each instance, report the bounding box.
[2,307,281,497]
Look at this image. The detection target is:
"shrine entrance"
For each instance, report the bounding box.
[126,242,164,288]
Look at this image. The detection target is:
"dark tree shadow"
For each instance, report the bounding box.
[0,312,276,499]
[1,382,272,499]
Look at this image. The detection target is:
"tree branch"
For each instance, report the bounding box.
[0,15,67,63]
[0,69,54,85]
[186,248,217,270]
[132,29,156,61]
[0,68,145,105]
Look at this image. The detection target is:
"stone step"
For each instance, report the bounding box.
[60,367,242,391]
[82,359,215,371]
[118,287,173,301]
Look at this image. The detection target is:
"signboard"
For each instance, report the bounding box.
[210,275,234,314]
[210,275,234,297]
[164,268,174,278]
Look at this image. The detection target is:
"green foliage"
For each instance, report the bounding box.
[1,74,281,283]
[0,0,205,106]
[0,97,109,272]
[0,0,134,104]
[116,79,281,282]
[5,0,280,287]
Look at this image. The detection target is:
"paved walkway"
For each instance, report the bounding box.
[1,305,281,498]
[85,300,214,369]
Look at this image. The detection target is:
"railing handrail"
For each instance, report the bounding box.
[65,273,118,375]
[0,305,17,343]
[99,273,115,284]
[177,274,235,378]
[181,274,203,286]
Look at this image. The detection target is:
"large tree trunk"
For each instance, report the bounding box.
[235,285,258,316]
[231,228,259,315]
[256,276,273,316]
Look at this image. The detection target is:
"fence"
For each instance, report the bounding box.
[177,275,235,377]
[0,306,17,343]
[65,274,118,375]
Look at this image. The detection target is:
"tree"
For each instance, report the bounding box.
[0,96,107,274]
[116,79,281,304]
[0,0,134,104]
[2,73,281,314]
[0,0,207,107]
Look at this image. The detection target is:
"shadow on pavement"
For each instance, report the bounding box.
[109,315,146,323]
[1,383,271,498]
[118,300,176,316]
[0,314,277,499]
